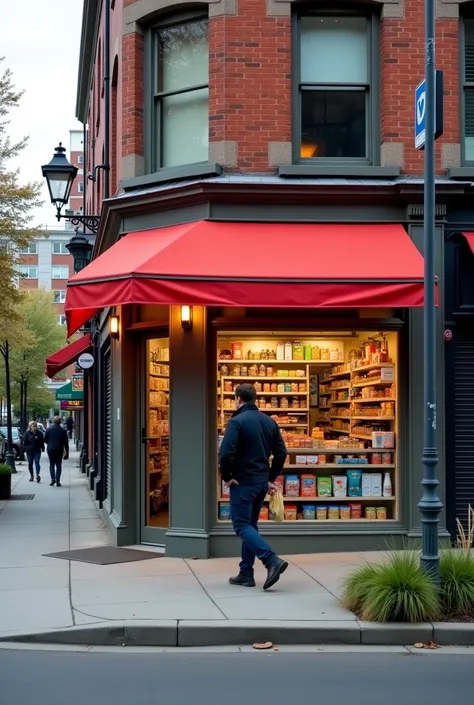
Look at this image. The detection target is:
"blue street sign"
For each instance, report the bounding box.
[415,80,427,149]
[414,71,444,150]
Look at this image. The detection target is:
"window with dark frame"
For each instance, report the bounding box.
[152,16,209,170]
[296,14,373,163]
[463,18,474,164]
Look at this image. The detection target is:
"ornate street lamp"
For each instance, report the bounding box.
[66,232,94,275]
[41,144,101,234]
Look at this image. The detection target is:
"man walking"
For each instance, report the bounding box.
[65,414,74,440]
[23,421,44,483]
[219,383,288,590]
[44,416,69,487]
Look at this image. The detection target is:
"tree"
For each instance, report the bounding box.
[10,289,66,429]
[0,58,42,326]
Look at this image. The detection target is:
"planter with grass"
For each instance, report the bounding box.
[440,550,474,619]
[0,464,12,500]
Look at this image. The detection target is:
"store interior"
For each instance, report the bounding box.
[147,337,170,528]
[217,330,398,523]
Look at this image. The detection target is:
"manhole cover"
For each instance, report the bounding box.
[10,494,35,500]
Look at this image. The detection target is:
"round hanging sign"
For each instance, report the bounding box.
[77,352,94,369]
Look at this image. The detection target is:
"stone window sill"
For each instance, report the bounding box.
[122,163,222,191]
[278,165,401,179]
[446,167,474,180]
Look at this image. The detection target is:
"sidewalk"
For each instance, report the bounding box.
[0,453,472,647]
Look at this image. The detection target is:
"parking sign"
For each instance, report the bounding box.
[414,71,444,150]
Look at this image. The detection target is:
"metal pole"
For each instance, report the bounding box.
[418,0,443,582]
[2,342,16,472]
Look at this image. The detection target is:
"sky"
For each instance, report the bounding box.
[0,0,84,230]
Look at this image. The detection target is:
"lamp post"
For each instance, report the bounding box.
[0,341,16,472]
[417,0,443,582]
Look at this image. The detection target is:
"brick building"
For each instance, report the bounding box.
[64,0,474,556]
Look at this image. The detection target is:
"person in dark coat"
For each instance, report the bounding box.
[23,421,45,483]
[65,414,74,440]
[44,416,69,487]
[219,383,288,590]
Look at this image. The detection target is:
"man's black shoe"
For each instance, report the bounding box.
[50,481,55,486]
[263,558,288,590]
[229,573,256,587]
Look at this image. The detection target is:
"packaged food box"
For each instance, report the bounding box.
[277,369,289,377]
[306,455,319,465]
[371,473,383,497]
[259,505,269,521]
[318,454,327,464]
[301,475,316,497]
[274,476,285,493]
[347,470,362,497]
[219,503,231,520]
[365,506,377,520]
[361,473,372,497]
[333,476,347,498]
[380,367,394,381]
[296,455,307,465]
[382,452,392,464]
[316,505,328,520]
[328,506,340,520]
[317,476,332,497]
[350,502,362,519]
[340,505,351,520]
[372,431,395,449]
[376,506,387,520]
[302,504,316,520]
[285,475,300,496]
[284,504,297,521]
[221,480,230,498]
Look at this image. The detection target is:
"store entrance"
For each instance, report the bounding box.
[140,334,170,545]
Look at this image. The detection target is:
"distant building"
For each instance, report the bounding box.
[65,129,85,230]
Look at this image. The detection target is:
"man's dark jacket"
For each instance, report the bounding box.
[219,403,287,485]
[23,429,44,455]
[44,425,69,457]
[65,416,74,431]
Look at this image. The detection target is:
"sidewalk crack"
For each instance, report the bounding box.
[184,560,228,619]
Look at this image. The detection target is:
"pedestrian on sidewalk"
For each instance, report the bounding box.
[23,421,44,483]
[65,414,74,440]
[219,382,288,590]
[44,416,69,487]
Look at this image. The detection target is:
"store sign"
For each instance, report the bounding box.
[60,400,83,410]
[414,71,444,150]
[78,352,94,369]
[72,374,84,392]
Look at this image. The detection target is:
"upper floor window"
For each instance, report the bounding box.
[19,243,37,254]
[58,315,67,326]
[152,16,209,170]
[78,181,84,193]
[19,265,38,278]
[463,18,474,163]
[52,242,69,255]
[53,290,67,304]
[52,265,69,279]
[78,155,84,164]
[295,14,376,164]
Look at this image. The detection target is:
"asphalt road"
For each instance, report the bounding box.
[1,649,473,705]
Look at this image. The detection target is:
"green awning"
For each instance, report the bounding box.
[55,381,83,401]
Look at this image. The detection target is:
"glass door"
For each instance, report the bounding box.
[141,335,170,544]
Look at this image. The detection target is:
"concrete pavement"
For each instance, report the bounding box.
[0,451,473,647]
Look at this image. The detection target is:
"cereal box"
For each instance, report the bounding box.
[333,476,347,498]
[301,474,316,497]
[302,504,316,520]
[259,505,269,521]
[317,476,332,497]
[306,455,319,465]
[285,475,300,496]
[296,455,307,465]
[219,503,231,520]
[284,504,297,520]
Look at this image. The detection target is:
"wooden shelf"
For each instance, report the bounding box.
[222,390,307,396]
[277,423,309,428]
[219,495,396,502]
[330,415,351,420]
[352,379,394,388]
[351,362,394,374]
[330,399,351,404]
[221,376,306,382]
[352,397,396,403]
[326,369,351,380]
[286,447,392,454]
[218,360,329,365]
[352,416,395,421]
[319,391,332,396]
[329,384,351,391]
[259,409,309,414]
[217,518,397,523]
[327,427,351,435]
[149,373,169,378]
[283,463,395,470]
[350,433,375,441]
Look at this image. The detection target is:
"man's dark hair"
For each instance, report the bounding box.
[235,383,257,404]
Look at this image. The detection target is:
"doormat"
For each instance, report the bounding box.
[43,546,165,565]
[10,494,35,500]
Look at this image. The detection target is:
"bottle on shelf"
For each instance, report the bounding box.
[383,472,392,497]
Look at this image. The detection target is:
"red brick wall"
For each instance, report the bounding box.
[122,32,144,161]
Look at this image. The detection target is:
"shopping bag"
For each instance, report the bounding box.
[269,491,284,522]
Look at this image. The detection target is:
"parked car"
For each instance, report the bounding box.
[0,427,24,461]
[0,430,6,462]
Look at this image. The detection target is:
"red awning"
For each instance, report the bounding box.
[463,232,474,253]
[45,334,92,379]
[66,222,426,335]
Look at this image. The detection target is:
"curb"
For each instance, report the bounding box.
[1,620,474,647]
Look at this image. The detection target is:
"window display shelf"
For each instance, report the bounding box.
[220,495,396,502]
[150,373,169,378]
[222,376,306,382]
[329,384,351,391]
[350,433,375,441]
[352,397,396,403]
[350,362,394,374]
[352,416,395,421]
[283,463,395,470]
[352,379,393,388]
[325,369,351,380]
[222,390,308,396]
[219,360,332,365]
[327,427,351,434]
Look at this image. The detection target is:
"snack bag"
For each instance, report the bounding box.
[269,491,285,522]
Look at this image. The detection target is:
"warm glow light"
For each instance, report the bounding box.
[181,305,192,329]
[110,315,120,339]
[300,144,318,158]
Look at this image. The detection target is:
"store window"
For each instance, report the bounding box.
[145,338,170,528]
[52,265,69,279]
[53,290,67,304]
[52,242,69,254]
[151,15,209,170]
[217,331,398,524]
[462,18,474,163]
[295,13,377,163]
[19,265,38,278]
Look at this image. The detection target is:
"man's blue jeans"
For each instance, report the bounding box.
[229,482,276,576]
[27,452,41,477]
[48,451,62,483]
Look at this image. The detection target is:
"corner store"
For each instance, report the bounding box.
[63,176,450,558]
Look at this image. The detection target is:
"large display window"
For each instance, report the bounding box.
[217,331,398,524]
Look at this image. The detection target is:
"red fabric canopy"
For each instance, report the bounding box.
[66,222,426,335]
[45,334,92,379]
[463,232,474,253]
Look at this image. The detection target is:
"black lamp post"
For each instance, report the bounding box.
[66,232,93,274]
